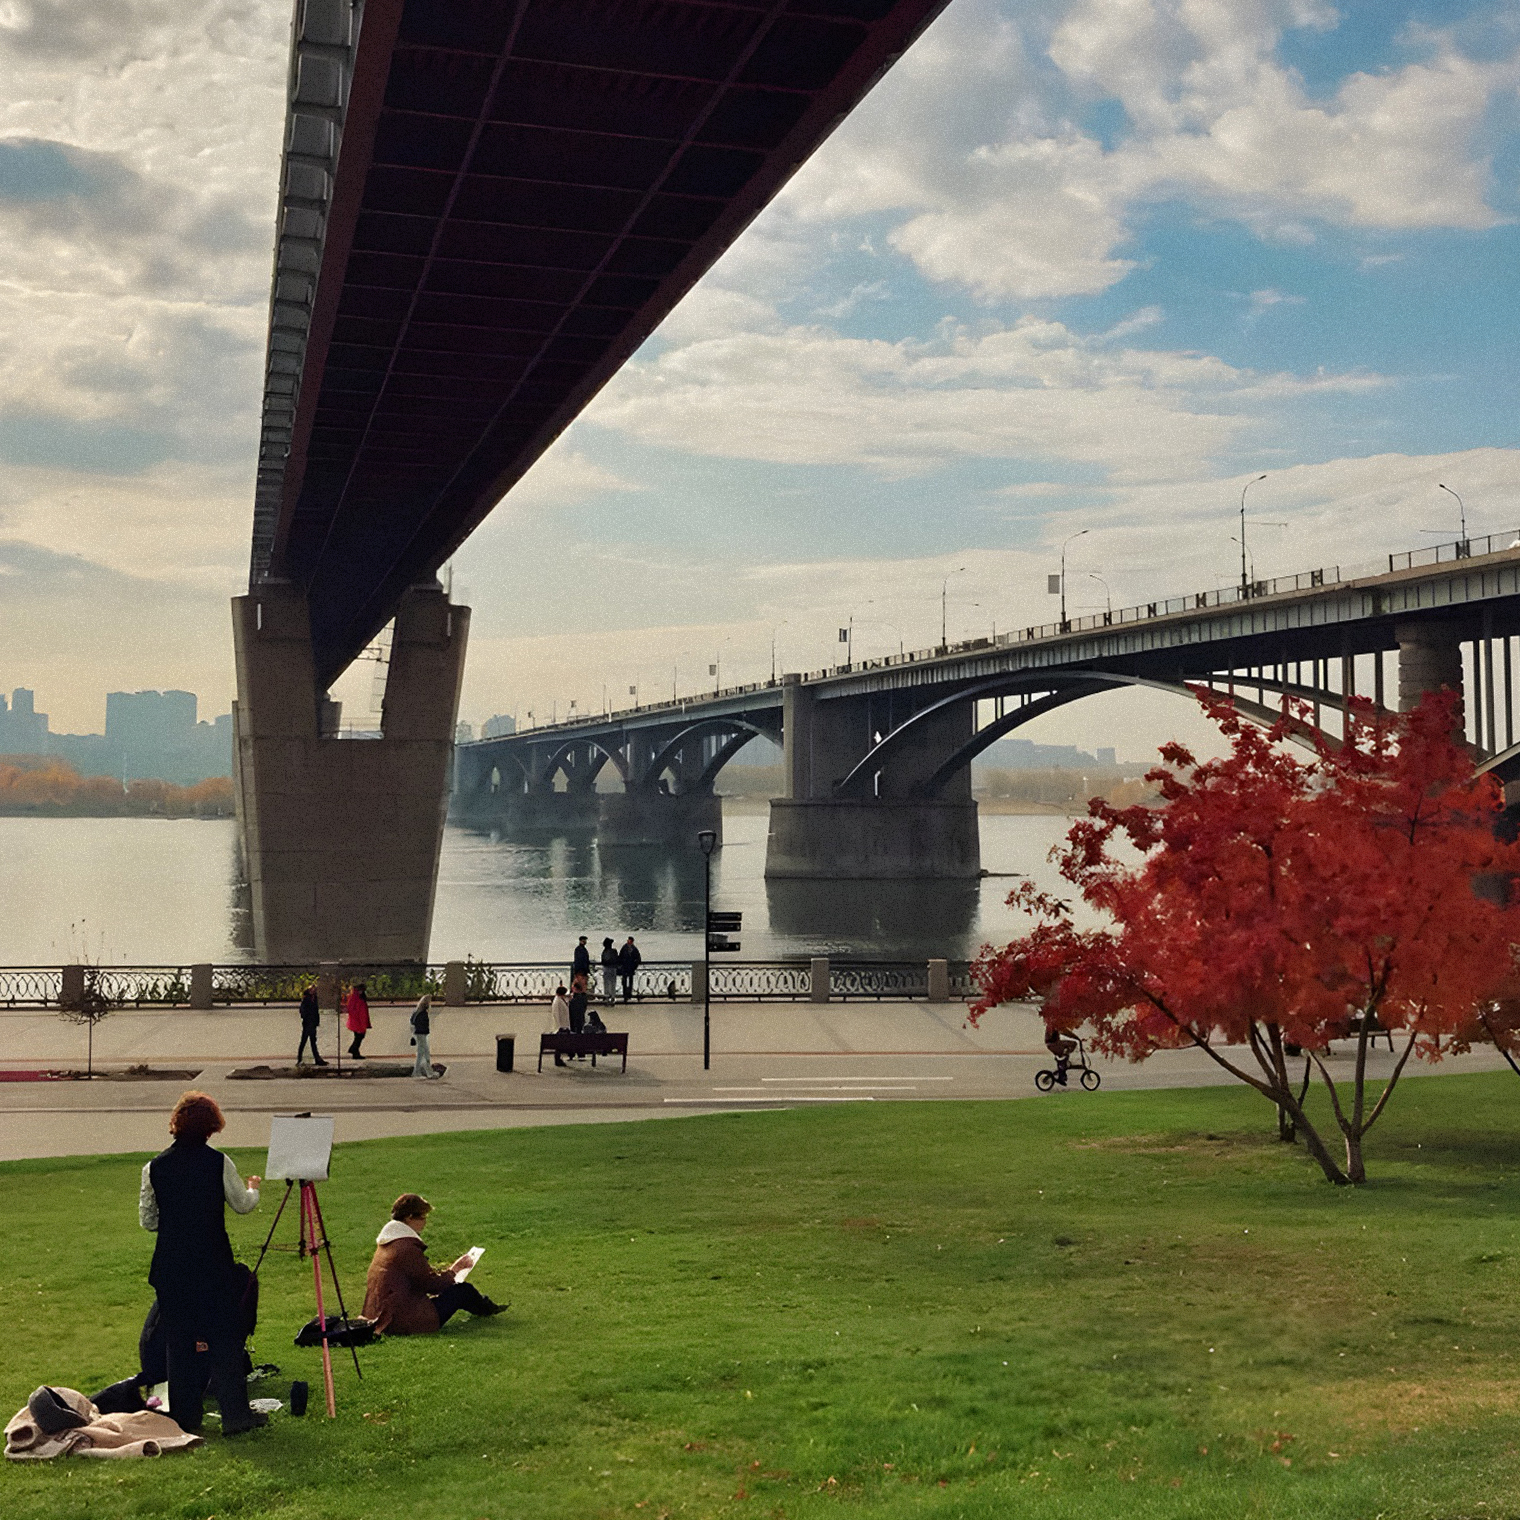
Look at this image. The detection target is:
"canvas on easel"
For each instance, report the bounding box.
[253,1114,354,1418]
[266,1115,335,1181]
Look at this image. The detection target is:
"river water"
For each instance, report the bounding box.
[0,805,1082,966]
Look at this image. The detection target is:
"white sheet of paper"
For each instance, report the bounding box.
[265,1115,335,1181]
[454,1245,484,1281]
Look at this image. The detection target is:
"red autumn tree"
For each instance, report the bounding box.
[970,689,1520,1185]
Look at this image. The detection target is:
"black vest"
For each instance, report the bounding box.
[148,1140,238,1321]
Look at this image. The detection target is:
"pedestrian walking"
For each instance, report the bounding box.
[571,935,591,983]
[617,935,642,1003]
[599,937,618,1003]
[296,984,327,1066]
[345,981,371,1059]
[410,993,440,1080]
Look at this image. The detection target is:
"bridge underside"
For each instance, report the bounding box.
[254,0,954,688]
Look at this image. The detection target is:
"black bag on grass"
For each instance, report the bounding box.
[294,1315,377,1349]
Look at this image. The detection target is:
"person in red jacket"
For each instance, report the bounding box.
[361,1194,505,1335]
[344,982,371,1060]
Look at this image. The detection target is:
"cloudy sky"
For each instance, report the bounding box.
[1,0,1516,759]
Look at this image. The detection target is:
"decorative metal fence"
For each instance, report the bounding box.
[0,968,63,1007]
[709,961,812,1001]
[0,957,979,1007]
[94,967,193,1007]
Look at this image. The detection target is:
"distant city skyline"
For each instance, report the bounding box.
[0,682,231,785]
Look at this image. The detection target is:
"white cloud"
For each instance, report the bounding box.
[589,311,1382,481]
[500,446,643,513]
[769,0,1517,302]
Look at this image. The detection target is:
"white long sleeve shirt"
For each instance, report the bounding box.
[139,1153,260,1230]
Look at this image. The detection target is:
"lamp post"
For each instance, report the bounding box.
[1239,474,1266,594]
[1059,530,1088,624]
[1439,483,1468,543]
[697,828,717,1071]
[941,566,966,649]
[1088,572,1112,615]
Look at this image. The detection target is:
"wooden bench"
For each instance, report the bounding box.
[538,1031,629,1072]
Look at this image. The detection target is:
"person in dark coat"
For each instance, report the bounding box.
[571,935,591,983]
[361,1194,504,1334]
[617,936,642,1003]
[567,974,589,1034]
[297,984,326,1066]
[139,1091,265,1435]
[598,937,619,1003]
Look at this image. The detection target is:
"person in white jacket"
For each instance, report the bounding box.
[549,985,571,1067]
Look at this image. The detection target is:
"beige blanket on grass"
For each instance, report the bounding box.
[5,1387,201,1460]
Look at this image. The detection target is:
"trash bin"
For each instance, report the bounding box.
[495,1035,515,1073]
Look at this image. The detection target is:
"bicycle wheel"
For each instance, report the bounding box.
[1080,1068,1101,1091]
[1035,1069,1056,1092]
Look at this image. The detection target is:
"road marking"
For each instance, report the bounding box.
[759,1075,952,1083]
[712,1085,917,1092]
[662,1096,875,1105]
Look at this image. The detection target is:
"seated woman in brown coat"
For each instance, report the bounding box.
[362,1193,505,1334]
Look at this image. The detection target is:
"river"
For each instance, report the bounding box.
[0,805,1085,966]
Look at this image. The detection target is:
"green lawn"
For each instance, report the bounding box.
[5,1074,1520,1518]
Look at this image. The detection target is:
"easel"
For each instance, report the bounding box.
[251,1177,361,1418]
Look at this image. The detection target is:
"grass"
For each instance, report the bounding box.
[4,1073,1520,1518]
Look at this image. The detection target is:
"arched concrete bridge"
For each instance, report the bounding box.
[457,538,1520,880]
[232,0,957,961]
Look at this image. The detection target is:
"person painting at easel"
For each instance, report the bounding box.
[139,1091,267,1435]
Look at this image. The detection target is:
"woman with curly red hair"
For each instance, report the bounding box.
[139,1091,265,1435]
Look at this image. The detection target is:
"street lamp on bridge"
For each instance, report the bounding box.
[1051,530,1088,625]
[940,566,966,649]
[1238,474,1267,595]
[1439,483,1468,543]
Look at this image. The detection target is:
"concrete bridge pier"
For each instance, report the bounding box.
[765,677,980,880]
[232,582,469,963]
[1397,620,1465,729]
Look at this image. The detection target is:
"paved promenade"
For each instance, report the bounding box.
[2,999,1512,1163]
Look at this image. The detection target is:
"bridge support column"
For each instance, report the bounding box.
[764,677,980,880]
[1397,621,1464,728]
[232,582,469,963]
[598,790,721,847]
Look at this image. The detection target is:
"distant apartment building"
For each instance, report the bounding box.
[0,689,49,754]
[455,720,475,743]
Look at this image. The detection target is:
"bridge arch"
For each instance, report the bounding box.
[832,670,1326,800]
[538,736,630,793]
[637,718,772,796]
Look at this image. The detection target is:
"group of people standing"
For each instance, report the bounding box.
[574,933,643,1003]
[295,982,440,1080]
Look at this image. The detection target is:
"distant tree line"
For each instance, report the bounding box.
[0,757,234,818]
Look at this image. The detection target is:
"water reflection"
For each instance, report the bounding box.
[763,877,980,958]
[0,808,1073,965]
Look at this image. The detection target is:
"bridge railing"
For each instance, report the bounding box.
[0,959,978,1007]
